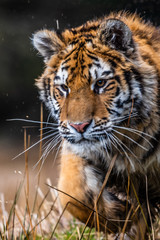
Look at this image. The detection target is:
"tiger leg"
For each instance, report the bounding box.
[58,152,93,224]
[114,205,148,240]
[58,151,126,232]
[127,210,148,240]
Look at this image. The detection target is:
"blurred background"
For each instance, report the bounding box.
[0,0,160,208]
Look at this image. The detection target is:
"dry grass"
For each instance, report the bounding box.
[0,177,103,239]
[0,179,67,239]
[1,104,160,240]
[0,104,101,239]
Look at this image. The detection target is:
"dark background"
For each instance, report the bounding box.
[1,0,160,139]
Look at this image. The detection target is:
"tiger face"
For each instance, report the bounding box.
[33,15,159,171]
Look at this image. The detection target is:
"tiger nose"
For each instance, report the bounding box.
[69,121,90,133]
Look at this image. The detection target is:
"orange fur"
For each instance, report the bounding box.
[33,12,160,239]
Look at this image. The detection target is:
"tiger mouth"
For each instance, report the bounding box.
[62,132,108,144]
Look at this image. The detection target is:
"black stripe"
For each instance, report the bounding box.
[131,67,144,94]
[123,70,132,96]
[84,33,95,38]
[62,57,71,65]
[93,62,101,68]
[94,69,98,79]
[79,25,98,33]
[107,108,121,116]
[105,81,115,89]
[43,78,48,101]
[102,70,112,76]
[114,75,121,84]
[87,53,99,61]
[54,76,60,81]
[86,190,94,205]
[71,29,77,35]
[47,78,50,91]
[56,87,64,97]
[115,86,120,96]
[96,50,122,64]
[61,66,69,71]
[81,65,86,74]
[108,59,117,68]
[70,67,75,74]
[141,129,160,163]
[70,40,79,45]
[88,71,91,84]
[115,98,123,108]
[54,109,59,116]
[73,51,78,60]
[105,86,115,92]
[85,38,93,43]
[123,70,132,84]
[88,63,92,69]
[63,47,77,60]
[110,55,122,63]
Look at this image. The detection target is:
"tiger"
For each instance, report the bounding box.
[32,12,160,239]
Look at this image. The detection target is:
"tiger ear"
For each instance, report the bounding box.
[99,19,134,55]
[32,30,64,61]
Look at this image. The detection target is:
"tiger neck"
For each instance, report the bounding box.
[62,139,136,173]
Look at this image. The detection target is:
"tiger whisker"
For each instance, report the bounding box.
[39,126,58,131]
[42,132,61,151]
[113,125,156,143]
[112,129,148,151]
[12,132,59,160]
[108,134,122,155]
[52,140,63,167]
[42,132,60,150]
[41,137,61,163]
[92,113,138,132]
[111,133,138,169]
[61,133,75,138]
[43,135,62,160]
[39,129,58,138]
[106,133,112,150]
[7,118,58,126]
[111,112,138,123]
[104,131,112,152]
[33,135,62,170]
[100,136,110,158]
[46,111,53,124]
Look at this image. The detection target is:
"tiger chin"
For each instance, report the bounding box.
[32,12,160,240]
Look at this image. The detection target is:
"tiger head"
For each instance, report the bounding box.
[33,14,157,168]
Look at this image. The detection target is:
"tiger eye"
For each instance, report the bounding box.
[96,79,106,88]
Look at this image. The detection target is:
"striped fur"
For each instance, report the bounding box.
[33,12,160,239]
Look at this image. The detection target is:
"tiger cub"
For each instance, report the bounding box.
[33,12,160,239]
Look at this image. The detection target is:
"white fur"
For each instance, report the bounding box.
[84,166,100,194]
[33,31,49,57]
[63,139,108,165]
[90,59,113,87]
[54,67,69,85]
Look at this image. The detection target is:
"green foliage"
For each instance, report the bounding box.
[54,219,103,240]
[35,236,49,240]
